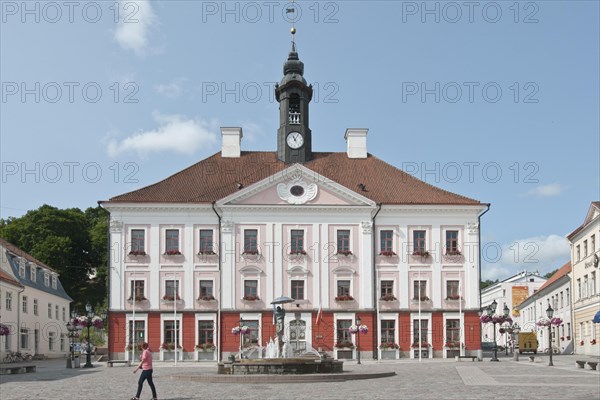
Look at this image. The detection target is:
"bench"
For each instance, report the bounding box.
[107,360,130,367]
[529,356,536,362]
[0,365,36,375]
[576,360,586,368]
[457,356,478,362]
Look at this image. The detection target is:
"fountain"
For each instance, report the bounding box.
[218,297,343,375]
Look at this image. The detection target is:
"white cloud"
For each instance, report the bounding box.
[114,0,157,55]
[107,112,218,157]
[523,183,565,197]
[154,78,186,99]
[482,234,570,281]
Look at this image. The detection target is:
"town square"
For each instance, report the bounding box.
[0,1,599,399]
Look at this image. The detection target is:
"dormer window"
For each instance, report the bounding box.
[30,266,36,281]
[19,261,25,278]
[52,276,57,289]
[44,273,50,287]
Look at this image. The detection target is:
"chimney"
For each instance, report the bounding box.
[221,127,243,158]
[345,128,368,159]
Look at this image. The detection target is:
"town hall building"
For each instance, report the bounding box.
[101,38,489,362]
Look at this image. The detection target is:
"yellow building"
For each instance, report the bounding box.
[567,202,600,357]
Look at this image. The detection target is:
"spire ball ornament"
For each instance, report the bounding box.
[291,27,296,35]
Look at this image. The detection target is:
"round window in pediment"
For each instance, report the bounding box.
[290,185,305,197]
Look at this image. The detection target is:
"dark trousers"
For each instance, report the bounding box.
[136,369,157,399]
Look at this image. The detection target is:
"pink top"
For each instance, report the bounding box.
[141,349,153,370]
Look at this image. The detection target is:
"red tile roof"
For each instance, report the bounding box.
[0,269,22,287]
[0,238,56,273]
[538,262,571,292]
[105,152,483,205]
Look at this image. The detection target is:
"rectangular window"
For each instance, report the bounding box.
[5,292,11,311]
[129,321,145,345]
[199,230,214,254]
[337,230,350,253]
[413,230,426,254]
[567,323,571,337]
[446,280,460,300]
[20,328,28,349]
[163,320,180,346]
[380,230,393,254]
[337,280,351,297]
[242,320,259,347]
[52,276,57,289]
[413,280,428,301]
[413,319,429,345]
[62,307,66,321]
[446,230,459,254]
[380,280,394,299]
[566,288,570,305]
[591,272,597,296]
[164,280,180,300]
[199,280,214,299]
[584,240,588,257]
[446,319,460,344]
[130,280,146,301]
[22,296,28,313]
[198,321,214,345]
[19,263,25,278]
[55,305,59,320]
[336,319,352,345]
[592,235,596,252]
[30,266,36,281]
[165,229,180,254]
[577,279,581,299]
[244,280,258,299]
[584,275,589,298]
[44,273,49,287]
[576,245,580,262]
[33,299,38,316]
[48,332,55,351]
[131,229,145,254]
[290,230,304,253]
[560,292,563,309]
[291,280,304,300]
[48,303,52,318]
[381,320,395,344]
[60,334,66,352]
[244,229,258,254]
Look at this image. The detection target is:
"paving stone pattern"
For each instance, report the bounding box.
[0,355,598,400]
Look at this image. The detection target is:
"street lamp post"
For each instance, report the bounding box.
[546,305,554,367]
[239,318,244,359]
[502,303,510,355]
[78,303,107,368]
[356,316,362,365]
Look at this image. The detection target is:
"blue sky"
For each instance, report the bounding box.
[1,1,598,280]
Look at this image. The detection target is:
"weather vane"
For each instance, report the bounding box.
[286,0,297,48]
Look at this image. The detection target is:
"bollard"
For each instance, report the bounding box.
[477,349,483,361]
[513,352,519,361]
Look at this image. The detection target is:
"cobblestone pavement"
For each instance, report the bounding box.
[0,355,598,400]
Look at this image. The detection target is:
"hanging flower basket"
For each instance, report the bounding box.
[0,323,10,336]
[480,315,512,325]
[231,326,249,336]
[536,317,562,327]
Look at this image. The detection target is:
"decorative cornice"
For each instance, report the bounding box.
[361,221,373,234]
[110,220,123,233]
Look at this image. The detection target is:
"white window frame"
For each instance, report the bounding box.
[19,261,26,278]
[332,266,355,299]
[52,275,57,289]
[5,292,11,311]
[333,312,357,360]
[239,312,262,348]
[443,277,461,300]
[286,226,306,254]
[48,331,56,351]
[44,273,50,287]
[30,265,36,281]
[160,313,183,361]
[240,266,262,300]
[198,278,215,299]
[379,278,396,299]
[48,303,52,318]
[128,226,148,255]
[33,299,38,316]
[377,227,396,255]
[242,227,261,254]
[163,278,182,300]
[287,266,308,301]
[408,226,431,255]
[22,296,28,313]
[378,314,399,359]
[410,312,432,359]
[197,227,216,254]
[443,313,463,358]
[125,314,148,360]
[128,277,148,301]
[411,275,430,301]
[334,227,353,255]
[195,313,217,361]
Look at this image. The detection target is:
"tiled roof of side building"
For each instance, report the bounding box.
[105,152,483,205]
[0,238,55,272]
[0,269,23,287]
[537,261,571,292]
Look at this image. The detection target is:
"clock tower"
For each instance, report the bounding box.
[276,37,313,164]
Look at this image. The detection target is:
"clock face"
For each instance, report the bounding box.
[286,132,304,149]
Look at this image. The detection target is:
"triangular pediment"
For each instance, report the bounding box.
[217,164,375,207]
[584,202,600,225]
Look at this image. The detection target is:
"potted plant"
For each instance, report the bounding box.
[380,294,397,301]
[445,250,461,256]
[444,341,461,349]
[126,343,143,351]
[566,336,571,340]
[335,294,354,302]
[411,342,429,348]
[379,342,399,350]
[160,342,181,351]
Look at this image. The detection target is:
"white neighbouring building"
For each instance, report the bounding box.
[567,201,600,357]
[0,238,73,359]
[515,262,572,354]
[101,41,490,363]
[480,271,547,349]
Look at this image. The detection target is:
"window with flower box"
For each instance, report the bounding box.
[129,320,145,346]
[380,230,394,254]
[445,230,459,254]
[164,280,180,301]
[244,280,258,299]
[165,229,180,254]
[129,280,146,301]
[381,320,395,344]
[163,320,180,348]
[337,280,351,300]
[445,319,460,346]
[198,321,214,346]
[446,280,460,300]
[131,229,145,254]
[199,280,214,300]
[380,280,395,300]
[199,230,214,254]
[243,229,258,254]
[290,230,304,254]
[291,280,304,300]
[413,280,428,301]
[413,230,426,255]
[337,230,350,254]
[336,319,352,346]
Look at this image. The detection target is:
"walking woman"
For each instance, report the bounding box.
[131,342,158,400]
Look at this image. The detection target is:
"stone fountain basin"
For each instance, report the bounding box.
[218,357,344,375]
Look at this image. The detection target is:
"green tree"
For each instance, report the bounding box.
[480,279,499,290]
[544,269,558,279]
[0,204,108,310]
